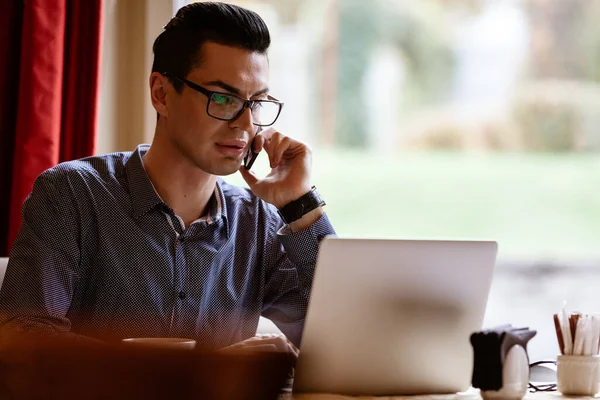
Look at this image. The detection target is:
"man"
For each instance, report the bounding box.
[0,2,335,352]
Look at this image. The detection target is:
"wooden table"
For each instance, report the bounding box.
[282,390,594,400]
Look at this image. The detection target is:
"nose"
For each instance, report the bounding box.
[230,104,255,134]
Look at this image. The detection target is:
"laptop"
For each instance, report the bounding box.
[293,237,498,396]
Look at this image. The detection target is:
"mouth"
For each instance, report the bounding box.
[215,139,247,158]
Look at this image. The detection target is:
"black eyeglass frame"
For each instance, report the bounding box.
[162,72,284,127]
[528,360,557,393]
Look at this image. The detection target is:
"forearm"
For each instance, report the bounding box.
[0,175,82,343]
[0,315,71,336]
[0,319,101,344]
[278,212,335,270]
[264,212,335,341]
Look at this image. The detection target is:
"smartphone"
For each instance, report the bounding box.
[243,127,261,170]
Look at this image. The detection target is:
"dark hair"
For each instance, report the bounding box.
[152,2,271,93]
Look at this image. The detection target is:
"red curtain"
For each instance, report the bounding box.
[0,1,24,258]
[0,0,103,256]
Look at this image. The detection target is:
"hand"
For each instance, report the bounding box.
[239,127,312,209]
[219,334,299,365]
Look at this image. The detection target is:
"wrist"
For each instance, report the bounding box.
[288,206,325,233]
[274,185,312,209]
[277,186,326,227]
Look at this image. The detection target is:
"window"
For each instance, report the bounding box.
[188,0,600,360]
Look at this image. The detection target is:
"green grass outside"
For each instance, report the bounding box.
[225,150,600,260]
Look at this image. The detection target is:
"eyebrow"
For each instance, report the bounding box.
[202,80,269,98]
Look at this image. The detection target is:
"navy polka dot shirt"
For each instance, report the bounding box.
[0,145,335,349]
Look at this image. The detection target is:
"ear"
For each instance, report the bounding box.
[149,72,170,118]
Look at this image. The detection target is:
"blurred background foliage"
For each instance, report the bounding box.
[300,0,600,152]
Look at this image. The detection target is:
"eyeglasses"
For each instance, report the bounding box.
[528,360,557,393]
[163,72,284,127]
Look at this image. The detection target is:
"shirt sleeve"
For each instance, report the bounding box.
[0,174,82,337]
[261,212,336,347]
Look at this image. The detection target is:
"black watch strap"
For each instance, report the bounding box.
[277,186,326,224]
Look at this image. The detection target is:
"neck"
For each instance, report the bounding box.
[142,129,216,228]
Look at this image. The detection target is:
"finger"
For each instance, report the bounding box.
[262,131,284,168]
[256,333,280,339]
[255,126,276,142]
[248,344,278,352]
[251,132,267,153]
[221,344,278,354]
[240,336,288,352]
[271,136,294,167]
[260,128,282,154]
[253,126,277,153]
[239,167,259,187]
[268,336,289,353]
[286,343,299,367]
[219,341,247,351]
[286,343,299,360]
[285,336,298,349]
[219,336,266,352]
[243,336,268,343]
[287,341,299,357]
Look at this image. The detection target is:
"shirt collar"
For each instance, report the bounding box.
[126,145,229,228]
[126,145,163,220]
[214,179,229,237]
[185,182,225,226]
[214,179,227,222]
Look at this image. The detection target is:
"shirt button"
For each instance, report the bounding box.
[178,291,186,300]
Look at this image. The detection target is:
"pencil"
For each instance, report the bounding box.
[554,313,565,355]
[570,314,580,344]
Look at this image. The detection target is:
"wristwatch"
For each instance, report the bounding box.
[277,186,326,224]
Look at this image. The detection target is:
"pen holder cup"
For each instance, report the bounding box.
[557,355,600,396]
